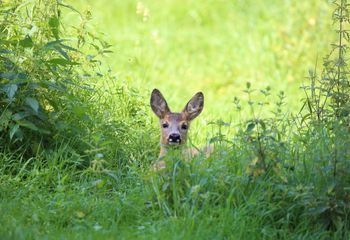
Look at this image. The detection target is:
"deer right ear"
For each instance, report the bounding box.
[182,92,204,121]
[150,89,170,118]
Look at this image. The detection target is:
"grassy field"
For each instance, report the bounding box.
[73,0,332,115]
[1,0,349,239]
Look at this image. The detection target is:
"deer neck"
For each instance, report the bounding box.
[159,144,167,159]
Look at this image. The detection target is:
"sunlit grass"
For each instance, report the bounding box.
[1,1,348,239]
[72,0,331,119]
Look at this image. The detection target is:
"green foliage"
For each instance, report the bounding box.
[297,0,350,230]
[0,0,154,165]
[303,0,350,123]
[234,83,290,176]
[0,0,349,239]
[0,0,93,152]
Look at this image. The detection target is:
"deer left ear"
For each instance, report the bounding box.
[150,89,171,118]
[182,92,204,121]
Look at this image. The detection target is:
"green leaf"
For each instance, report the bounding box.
[55,46,70,60]
[12,112,27,121]
[25,97,39,113]
[18,120,39,131]
[49,17,60,39]
[58,3,81,15]
[246,122,255,132]
[258,120,266,131]
[0,110,12,129]
[309,205,329,215]
[48,58,79,66]
[307,98,313,114]
[246,82,251,89]
[19,36,34,48]
[44,39,65,49]
[2,84,18,99]
[301,113,311,125]
[0,72,26,80]
[9,124,19,140]
[60,43,78,52]
[162,182,170,192]
[38,128,51,135]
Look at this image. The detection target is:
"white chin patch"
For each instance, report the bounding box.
[168,139,181,145]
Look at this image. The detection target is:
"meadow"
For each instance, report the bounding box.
[74,0,332,116]
[0,0,349,239]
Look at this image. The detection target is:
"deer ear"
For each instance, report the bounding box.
[150,89,171,118]
[183,92,204,121]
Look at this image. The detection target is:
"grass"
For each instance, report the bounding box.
[2,144,348,239]
[72,0,332,116]
[1,0,349,239]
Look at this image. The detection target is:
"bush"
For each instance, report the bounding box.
[0,0,155,170]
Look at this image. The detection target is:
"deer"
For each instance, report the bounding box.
[150,88,213,170]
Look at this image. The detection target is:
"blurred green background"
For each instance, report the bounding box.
[71,0,332,120]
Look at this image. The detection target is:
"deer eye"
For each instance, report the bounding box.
[162,123,169,128]
[181,123,188,130]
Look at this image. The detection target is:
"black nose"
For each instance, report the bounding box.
[168,133,181,143]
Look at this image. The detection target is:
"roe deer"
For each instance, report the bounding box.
[150,89,213,170]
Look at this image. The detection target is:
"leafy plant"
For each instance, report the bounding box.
[0,0,156,180]
[302,0,350,123]
[0,1,91,151]
[232,83,290,177]
[297,0,350,231]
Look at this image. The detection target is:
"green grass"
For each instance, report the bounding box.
[1,141,349,239]
[1,0,349,239]
[72,0,332,116]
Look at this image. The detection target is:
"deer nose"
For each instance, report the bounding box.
[168,133,181,144]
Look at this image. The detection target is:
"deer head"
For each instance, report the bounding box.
[150,89,204,149]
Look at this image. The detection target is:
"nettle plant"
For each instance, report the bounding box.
[298,0,350,231]
[0,0,111,153]
[233,83,290,177]
[302,0,350,123]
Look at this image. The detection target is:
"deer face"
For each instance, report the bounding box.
[150,89,204,147]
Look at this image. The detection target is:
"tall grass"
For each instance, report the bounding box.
[0,0,349,239]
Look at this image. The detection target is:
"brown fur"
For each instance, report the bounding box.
[150,89,213,170]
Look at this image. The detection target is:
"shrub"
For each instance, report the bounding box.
[0,0,155,170]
